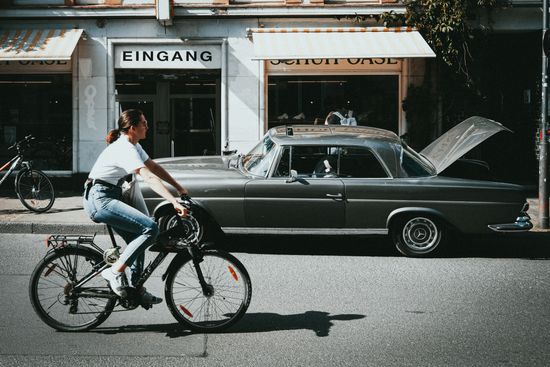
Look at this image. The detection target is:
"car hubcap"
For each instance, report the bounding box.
[402,217,440,252]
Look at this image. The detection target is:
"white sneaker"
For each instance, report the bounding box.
[101,268,127,298]
[140,287,163,305]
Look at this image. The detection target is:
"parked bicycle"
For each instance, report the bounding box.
[29,196,252,332]
[0,135,55,212]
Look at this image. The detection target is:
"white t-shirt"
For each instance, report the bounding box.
[89,134,149,185]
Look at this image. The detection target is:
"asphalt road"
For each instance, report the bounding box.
[0,233,549,367]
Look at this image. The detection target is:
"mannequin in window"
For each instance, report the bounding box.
[324,109,357,126]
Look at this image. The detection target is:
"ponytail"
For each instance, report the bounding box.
[107,109,143,144]
[105,129,121,144]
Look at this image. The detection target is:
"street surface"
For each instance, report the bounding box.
[0,233,549,366]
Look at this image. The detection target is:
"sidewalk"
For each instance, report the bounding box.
[0,191,547,234]
[0,191,106,234]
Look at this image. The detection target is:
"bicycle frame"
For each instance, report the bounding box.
[45,226,206,301]
[0,155,24,186]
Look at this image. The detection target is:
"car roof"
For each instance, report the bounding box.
[268,125,401,146]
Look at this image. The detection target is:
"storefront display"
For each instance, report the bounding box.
[0,74,72,170]
[268,74,399,132]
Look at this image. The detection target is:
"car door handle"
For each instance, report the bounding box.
[326,193,345,201]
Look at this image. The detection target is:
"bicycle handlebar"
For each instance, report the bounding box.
[8,135,36,151]
[180,194,193,205]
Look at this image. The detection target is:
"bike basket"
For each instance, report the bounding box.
[46,234,96,250]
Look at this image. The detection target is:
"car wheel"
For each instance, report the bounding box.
[391,215,445,257]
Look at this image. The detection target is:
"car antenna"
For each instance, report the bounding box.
[286,126,294,136]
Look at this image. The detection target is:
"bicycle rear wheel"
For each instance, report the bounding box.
[29,246,116,332]
[16,168,55,213]
[165,250,252,332]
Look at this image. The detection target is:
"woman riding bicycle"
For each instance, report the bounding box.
[83,109,187,306]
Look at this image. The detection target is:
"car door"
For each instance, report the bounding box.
[338,146,393,231]
[244,145,345,230]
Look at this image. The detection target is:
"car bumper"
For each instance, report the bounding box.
[488,213,533,233]
[488,201,533,233]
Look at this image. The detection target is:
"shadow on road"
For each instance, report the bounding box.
[222,232,550,259]
[91,311,365,338]
[226,311,365,337]
[92,323,194,338]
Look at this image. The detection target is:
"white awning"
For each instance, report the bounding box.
[248,27,436,60]
[0,29,84,61]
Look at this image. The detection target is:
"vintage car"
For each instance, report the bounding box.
[141,116,532,257]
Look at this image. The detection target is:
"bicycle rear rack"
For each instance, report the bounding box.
[46,234,97,250]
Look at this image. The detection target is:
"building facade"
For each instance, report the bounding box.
[0,0,542,184]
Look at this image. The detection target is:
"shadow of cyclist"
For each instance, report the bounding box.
[227,311,365,337]
[92,323,193,338]
[91,311,365,338]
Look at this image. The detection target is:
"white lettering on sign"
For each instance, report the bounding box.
[115,45,221,69]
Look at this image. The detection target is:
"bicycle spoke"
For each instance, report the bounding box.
[168,252,250,331]
[31,248,115,331]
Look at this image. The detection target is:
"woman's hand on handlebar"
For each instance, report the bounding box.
[173,202,188,217]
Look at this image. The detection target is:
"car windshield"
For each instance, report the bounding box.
[400,141,436,177]
[241,136,278,177]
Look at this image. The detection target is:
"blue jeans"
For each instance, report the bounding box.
[83,183,159,286]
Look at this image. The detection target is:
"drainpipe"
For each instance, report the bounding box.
[540,0,549,229]
[222,38,229,151]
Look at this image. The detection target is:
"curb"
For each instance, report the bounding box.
[0,222,107,235]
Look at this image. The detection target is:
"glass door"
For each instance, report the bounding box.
[171,95,217,156]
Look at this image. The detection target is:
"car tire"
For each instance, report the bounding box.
[391,215,446,257]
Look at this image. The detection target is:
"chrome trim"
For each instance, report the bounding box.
[221,227,388,235]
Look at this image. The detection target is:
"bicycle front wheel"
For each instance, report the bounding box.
[16,169,55,212]
[29,247,116,332]
[165,250,252,332]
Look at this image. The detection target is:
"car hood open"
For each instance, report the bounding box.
[420,116,512,174]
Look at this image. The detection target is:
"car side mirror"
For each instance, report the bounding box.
[286,169,298,183]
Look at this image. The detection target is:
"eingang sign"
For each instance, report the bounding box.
[114,45,221,69]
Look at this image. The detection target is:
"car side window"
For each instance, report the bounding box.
[272,146,338,178]
[339,147,388,178]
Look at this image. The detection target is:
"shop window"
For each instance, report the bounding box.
[13,0,64,4]
[230,0,284,3]
[0,74,72,171]
[268,75,399,133]
[174,0,219,3]
[115,71,157,95]
[325,0,382,3]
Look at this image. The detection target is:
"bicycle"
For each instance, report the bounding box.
[0,135,55,212]
[29,196,252,332]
